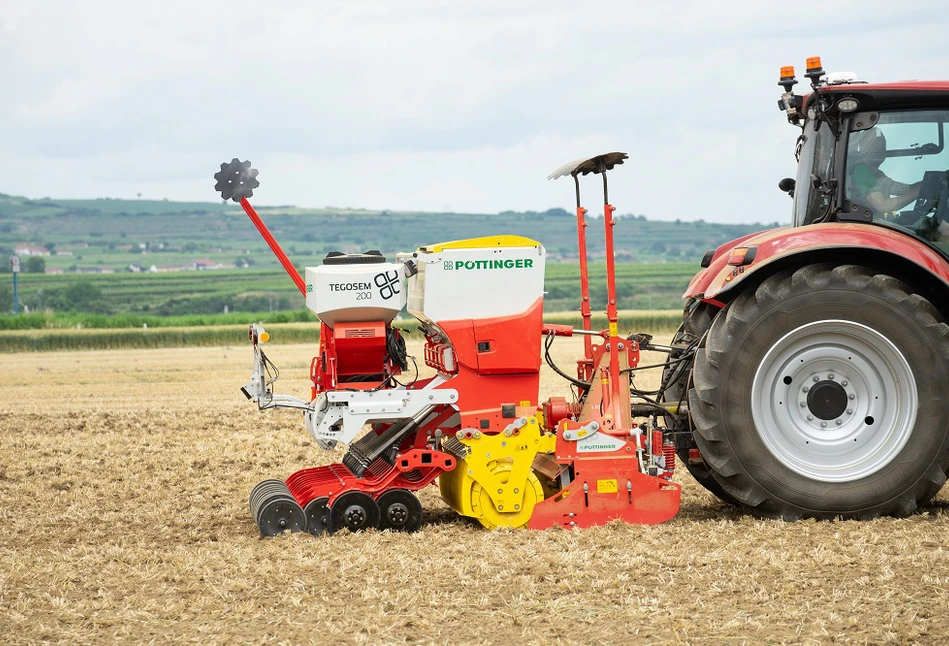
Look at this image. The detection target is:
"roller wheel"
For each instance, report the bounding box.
[689,264,949,519]
[470,462,544,529]
[327,491,380,533]
[248,478,306,537]
[661,301,737,505]
[304,497,330,536]
[377,489,423,532]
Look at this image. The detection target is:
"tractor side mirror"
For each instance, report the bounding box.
[778,177,796,197]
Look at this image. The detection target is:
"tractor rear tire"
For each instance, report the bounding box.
[663,301,738,506]
[689,264,949,519]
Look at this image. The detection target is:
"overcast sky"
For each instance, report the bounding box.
[2,1,947,224]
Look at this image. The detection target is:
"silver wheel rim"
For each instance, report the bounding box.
[751,319,917,483]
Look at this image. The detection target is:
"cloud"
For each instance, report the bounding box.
[2,1,948,223]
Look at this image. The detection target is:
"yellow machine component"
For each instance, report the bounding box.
[471,463,544,529]
[439,415,556,529]
[419,235,541,253]
[596,479,618,494]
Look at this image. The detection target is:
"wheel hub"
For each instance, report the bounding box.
[795,372,860,432]
[386,503,409,526]
[344,505,366,528]
[751,319,917,483]
[328,491,380,533]
[377,489,423,532]
[806,379,848,420]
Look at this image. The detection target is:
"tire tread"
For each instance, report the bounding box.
[690,264,949,520]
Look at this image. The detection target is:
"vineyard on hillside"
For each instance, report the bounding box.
[1,262,699,321]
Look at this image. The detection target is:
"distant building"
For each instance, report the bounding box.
[45,266,64,275]
[56,249,74,256]
[148,265,190,273]
[193,258,220,270]
[14,244,50,256]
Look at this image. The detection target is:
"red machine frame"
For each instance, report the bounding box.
[221,152,682,535]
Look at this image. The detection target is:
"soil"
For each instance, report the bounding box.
[1,338,948,645]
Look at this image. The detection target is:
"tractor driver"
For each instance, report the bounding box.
[848,128,922,216]
[847,127,949,239]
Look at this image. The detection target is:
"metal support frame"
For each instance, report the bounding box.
[306,377,459,443]
[239,196,306,296]
[572,176,593,358]
[548,151,629,417]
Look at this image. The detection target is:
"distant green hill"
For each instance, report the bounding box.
[0,192,784,318]
[0,263,700,320]
[0,193,781,272]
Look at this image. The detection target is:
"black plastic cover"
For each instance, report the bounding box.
[548,152,628,180]
[322,250,387,265]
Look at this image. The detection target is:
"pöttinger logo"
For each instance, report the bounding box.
[444,261,454,270]
[374,269,401,300]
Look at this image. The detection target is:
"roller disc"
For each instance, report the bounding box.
[470,462,544,529]
[248,478,285,515]
[304,496,330,536]
[327,491,380,533]
[249,478,306,537]
[255,498,306,537]
[377,489,423,532]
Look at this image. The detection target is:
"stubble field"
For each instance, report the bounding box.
[2,337,948,645]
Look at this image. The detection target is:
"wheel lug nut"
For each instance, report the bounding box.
[820,422,827,428]
[802,386,809,393]
[842,380,848,386]
[800,402,807,408]
[849,394,855,400]
[846,408,853,414]
[828,373,835,380]
[836,419,842,425]
[813,376,820,382]
[807,415,813,421]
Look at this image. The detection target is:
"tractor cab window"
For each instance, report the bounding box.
[792,119,836,227]
[844,110,949,242]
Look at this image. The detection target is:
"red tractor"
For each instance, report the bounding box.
[665,57,949,519]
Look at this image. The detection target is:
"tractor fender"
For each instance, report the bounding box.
[684,223,949,303]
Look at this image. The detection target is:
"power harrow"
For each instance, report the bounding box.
[215,153,684,536]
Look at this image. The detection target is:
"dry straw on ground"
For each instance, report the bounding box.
[1,337,948,645]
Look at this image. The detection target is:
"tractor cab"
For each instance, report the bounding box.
[780,59,949,249]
